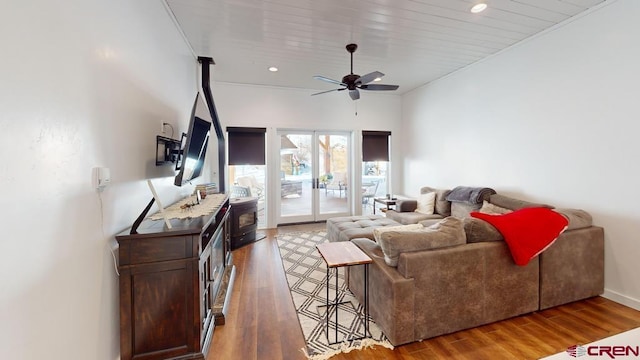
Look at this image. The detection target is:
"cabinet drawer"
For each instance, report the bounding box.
[120,236,193,266]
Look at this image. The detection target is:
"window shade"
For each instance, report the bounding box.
[362,131,391,162]
[227,127,266,165]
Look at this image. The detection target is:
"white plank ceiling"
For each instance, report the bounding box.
[165,0,606,95]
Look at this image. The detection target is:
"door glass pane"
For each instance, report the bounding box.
[280,134,313,218]
[318,133,349,215]
[362,161,388,215]
[228,165,266,229]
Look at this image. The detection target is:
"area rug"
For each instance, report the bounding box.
[276,231,393,359]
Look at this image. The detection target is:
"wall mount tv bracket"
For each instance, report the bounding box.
[156,135,182,166]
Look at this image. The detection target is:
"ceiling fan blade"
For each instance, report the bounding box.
[349,89,360,100]
[356,71,385,85]
[359,84,399,91]
[311,88,343,96]
[313,75,345,86]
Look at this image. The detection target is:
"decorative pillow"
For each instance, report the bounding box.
[479,200,512,215]
[377,217,466,267]
[471,208,568,266]
[373,224,424,243]
[415,192,436,215]
[434,189,452,216]
[420,187,452,216]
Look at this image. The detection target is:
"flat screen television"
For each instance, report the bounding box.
[174,96,212,186]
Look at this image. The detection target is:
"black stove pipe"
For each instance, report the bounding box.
[198,56,226,194]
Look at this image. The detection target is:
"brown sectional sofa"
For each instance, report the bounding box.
[327,186,604,346]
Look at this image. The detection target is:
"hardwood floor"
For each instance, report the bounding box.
[209,225,640,360]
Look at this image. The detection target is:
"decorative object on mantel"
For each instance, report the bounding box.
[149,192,227,221]
[195,182,218,196]
[276,231,393,359]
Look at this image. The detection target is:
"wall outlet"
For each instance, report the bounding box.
[93,167,111,191]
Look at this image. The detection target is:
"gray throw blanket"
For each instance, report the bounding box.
[445,186,496,205]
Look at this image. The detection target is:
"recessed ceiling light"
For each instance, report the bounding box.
[471,3,487,13]
[268,66,278,72]
[373,77,382,82]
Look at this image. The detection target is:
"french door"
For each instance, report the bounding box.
[278,130,351,224]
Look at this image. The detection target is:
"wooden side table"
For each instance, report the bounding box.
[316,241,372,344]
[373,197,398,214]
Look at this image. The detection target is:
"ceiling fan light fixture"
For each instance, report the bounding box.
[471,3,488,13]
[311,43,399,101]
[268,66,279,72]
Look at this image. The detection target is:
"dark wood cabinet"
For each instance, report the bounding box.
[116,196,232,360]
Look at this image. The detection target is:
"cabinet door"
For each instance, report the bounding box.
[120,260,197,360]
[199,244,214,346]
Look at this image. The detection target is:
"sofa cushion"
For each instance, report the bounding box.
[377,217,466,267]
[326,215,401,242]
[373,224,424,243]
[479,200,512,215]
[418,219,443,227]
[463,217,503,243]
[471,208,568,266]
[488,194,553,211]
[415,192,436,214]
[451,202,482,219]
[385,210,443,225]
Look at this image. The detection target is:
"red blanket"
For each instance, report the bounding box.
[471,207,568,266]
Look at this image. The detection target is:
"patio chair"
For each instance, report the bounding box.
[230,185,251,198]
[362,180,379,209]
[325,172,347,197]
[236,175,264,199]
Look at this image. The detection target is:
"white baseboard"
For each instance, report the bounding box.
[603,288,640,311]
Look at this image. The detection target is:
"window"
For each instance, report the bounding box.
[226,127,267,228]
[362,131,391,215]
[227,127,266,165]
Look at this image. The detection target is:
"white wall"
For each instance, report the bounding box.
[0,1,199,359]
[400,0,640,309]
[212,83,401,132]
[211,82,402,224]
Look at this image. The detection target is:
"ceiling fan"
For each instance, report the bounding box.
[311,43,399,100]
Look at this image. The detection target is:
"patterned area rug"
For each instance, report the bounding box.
[276,231,393,359]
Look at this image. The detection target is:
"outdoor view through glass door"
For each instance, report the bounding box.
[279,131,351,224]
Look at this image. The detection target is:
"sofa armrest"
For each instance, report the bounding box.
[539,226,604,309]
[395,199,417,212]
